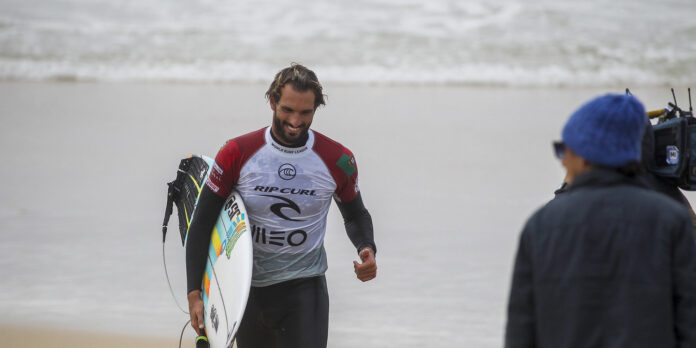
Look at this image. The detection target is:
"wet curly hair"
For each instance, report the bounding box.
[265,63,326,109]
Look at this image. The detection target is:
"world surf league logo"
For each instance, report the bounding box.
[278,163,296,180]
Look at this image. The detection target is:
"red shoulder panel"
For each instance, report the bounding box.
[206,127,266,198]
[312,130,360,202]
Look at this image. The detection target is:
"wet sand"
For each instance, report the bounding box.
[0,324,177,348]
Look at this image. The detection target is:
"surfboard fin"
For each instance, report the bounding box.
[162,156,211,246]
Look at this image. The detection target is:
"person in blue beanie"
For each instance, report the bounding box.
[553,104,696,231]
[505,94,696,348]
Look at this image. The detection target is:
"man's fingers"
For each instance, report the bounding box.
[188,290,205,335]
[190,315,200,334]
[354,260,376,272]
[197,311,205,329]
[354,248,377,281]
[357,271,377,282]
[190,309,203,334]
[354,256,377,282]
[357,267,377,278]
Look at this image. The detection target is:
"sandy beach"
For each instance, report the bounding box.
[1,81,693,347]
[0,324,176,348]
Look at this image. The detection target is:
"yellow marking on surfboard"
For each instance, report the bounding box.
[211,226,222,256]
[188,174,202,193]
[183,204,193,238]
[234,220,246,234]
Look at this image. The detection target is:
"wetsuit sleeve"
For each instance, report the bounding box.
[186,185,225,293]
[335,192,376,255]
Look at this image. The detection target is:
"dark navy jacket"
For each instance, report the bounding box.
[506,168,696,348]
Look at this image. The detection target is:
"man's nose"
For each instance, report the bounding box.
[286,113,303,127]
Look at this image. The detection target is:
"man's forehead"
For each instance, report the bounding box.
[278,85,316,106]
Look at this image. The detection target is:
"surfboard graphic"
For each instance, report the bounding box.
[167,155,253,348]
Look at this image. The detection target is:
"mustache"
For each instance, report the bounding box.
[282,121,308,129]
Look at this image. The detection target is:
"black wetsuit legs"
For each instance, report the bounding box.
[236,276,329,348]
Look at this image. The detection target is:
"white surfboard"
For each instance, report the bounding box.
[174,155,253,348]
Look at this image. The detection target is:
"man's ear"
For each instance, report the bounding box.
[269,96,276,112]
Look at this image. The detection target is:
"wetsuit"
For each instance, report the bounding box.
[186,127,375,348]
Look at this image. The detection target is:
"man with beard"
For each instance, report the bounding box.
[185,64,377,348]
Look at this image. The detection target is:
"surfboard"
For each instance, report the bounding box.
[167,155,253,348]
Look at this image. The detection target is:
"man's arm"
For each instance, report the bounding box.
[675,191,696,233]
[505,226,536,348]
[672,212,696,346]
[335,192,376,254]
[335,192,377,281]
[185,185,226,334]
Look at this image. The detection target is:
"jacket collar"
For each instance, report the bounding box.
[566,167,649,192]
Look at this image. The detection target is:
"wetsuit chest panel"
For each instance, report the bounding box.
[209,126,357,286]
[237,146,337,254]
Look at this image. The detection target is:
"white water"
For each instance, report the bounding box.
[1,0,695,86]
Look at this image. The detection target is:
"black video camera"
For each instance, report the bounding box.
[648,89,696,190]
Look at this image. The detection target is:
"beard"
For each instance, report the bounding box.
[272,111,311,147]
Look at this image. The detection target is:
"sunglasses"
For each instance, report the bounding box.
[553,141,566,159]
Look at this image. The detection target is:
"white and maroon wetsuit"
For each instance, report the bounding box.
[206,126,360,287]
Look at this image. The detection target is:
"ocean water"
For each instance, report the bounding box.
[0,0,695,86]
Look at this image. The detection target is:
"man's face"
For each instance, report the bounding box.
[562,146,592,183]
[270,84,316,146]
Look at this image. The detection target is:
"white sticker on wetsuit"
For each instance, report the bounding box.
[666,145,679,165]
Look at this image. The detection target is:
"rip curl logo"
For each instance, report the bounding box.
[262,194,304,221]
[278,163,296,180]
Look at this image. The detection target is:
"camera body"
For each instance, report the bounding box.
[651,116,696,190]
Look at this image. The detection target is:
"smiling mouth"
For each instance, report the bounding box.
[285,123,304,134]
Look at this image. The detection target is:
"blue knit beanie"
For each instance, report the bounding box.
[562,94,646,167]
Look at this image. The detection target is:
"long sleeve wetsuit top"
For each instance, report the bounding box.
[186,127,375,292]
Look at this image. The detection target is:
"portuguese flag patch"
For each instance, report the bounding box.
[336,153,356,177]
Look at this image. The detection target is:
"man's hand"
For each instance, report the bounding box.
[353,247,377,282]
[188,290,205,335]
